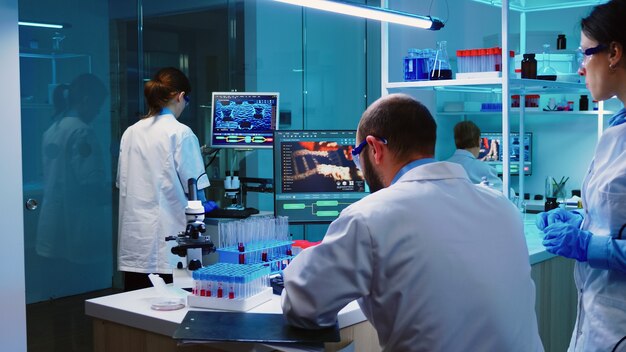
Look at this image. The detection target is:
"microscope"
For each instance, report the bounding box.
[165,179,215,271]
[224,170,244,210]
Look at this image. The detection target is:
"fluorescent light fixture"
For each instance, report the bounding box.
[19,21,64,29]
[274,0,444,30]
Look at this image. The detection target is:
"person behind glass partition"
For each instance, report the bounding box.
[36,73,109,273]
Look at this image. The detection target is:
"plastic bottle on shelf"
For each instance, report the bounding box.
[430,41,452,80]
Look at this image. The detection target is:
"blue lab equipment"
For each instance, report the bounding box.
[535,208,583,231]
[542,222,592,261]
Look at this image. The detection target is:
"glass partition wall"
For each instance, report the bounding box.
[19,0,377,348]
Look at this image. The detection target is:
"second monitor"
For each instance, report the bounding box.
[273,130,369,224]
[209,92,279,149]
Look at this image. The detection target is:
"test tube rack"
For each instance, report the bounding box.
[188,263,273,311]
[217,240,294,273]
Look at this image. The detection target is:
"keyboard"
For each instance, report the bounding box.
[205,207,260,219]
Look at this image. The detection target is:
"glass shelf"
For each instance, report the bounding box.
[386,78,588,94]
[470,0,607,12]
[437,110,613,116]
[19,52,90,59]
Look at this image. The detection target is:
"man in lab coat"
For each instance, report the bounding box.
[281,94,543,352]
[446,120,503,190]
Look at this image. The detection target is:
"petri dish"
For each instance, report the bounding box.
[150,297,185,311]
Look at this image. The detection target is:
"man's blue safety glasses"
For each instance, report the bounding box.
[351,136,388,171]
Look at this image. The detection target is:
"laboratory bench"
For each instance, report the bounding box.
[86,214,576,352]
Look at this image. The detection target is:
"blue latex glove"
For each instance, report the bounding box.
[535,208,583,231]
[542,222,592,261]
[203,200,219,213]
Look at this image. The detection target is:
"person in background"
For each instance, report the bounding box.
[536,1,626,350]
[37,73,110,279]
[446,120,503,190]
[117,67,214,291]
[281,93,543,352]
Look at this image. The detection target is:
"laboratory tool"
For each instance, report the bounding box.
[521,54,537,79]
[216,216,293,273]
[403,48,431,81]
[430,41,452,80]
[187,262,273,311]
[557,34,567,50]
[537,44,558,81]
[224,170,243,210]
[543,222,591,261]
[165,178,216,270]
[579,95,589,111]
[545,176,568,211]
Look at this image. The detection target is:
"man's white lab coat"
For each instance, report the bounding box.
[282,161,543,352]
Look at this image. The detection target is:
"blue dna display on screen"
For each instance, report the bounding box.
[209,92,279,149]
[478,132,532,175]
[273,130,370,223]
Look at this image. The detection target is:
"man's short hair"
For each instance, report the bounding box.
[453,121,481,149]
[357,94,436,159]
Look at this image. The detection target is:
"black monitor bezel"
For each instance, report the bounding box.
[209,92,280,149]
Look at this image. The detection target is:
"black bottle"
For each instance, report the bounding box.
[544,197,559,211]
[579,95,589,111]
[521,53,537,79]
[557,34,566,50]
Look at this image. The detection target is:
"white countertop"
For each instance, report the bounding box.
[85,287,365,338]
[86,213,551,341]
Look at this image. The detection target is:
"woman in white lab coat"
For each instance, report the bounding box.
[537,1,626,350]
[117,67,209,291]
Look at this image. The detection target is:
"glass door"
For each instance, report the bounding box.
[19,0,114,304]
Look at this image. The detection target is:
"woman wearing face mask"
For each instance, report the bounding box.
[535,1,626,350]
[117,67,210,291]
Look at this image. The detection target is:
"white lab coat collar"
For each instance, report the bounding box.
[394,161,470,184]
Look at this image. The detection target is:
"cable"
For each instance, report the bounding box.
[612,335,626,352]
[204,149,220,169]
[428,0,450,25]
[617,223,626,240]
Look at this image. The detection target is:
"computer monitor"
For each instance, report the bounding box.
[478,132,532,175]
[209,92,279,149]
[273,130,369,223]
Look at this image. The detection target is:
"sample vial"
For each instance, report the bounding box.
[557,34,566,50]
[521,53,537,79]
[593,100,599,111]
[579,95,589,111]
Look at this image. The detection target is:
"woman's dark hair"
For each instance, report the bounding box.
[581,0,626,49]
[143,67,191,118]
[358,94,437,159]
[453,121,480,149]
[51,83,70,119]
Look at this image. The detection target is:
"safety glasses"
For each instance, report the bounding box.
[351,136,388,170]
[577,44,608,68]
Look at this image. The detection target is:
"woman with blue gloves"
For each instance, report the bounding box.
[536,0,626,350]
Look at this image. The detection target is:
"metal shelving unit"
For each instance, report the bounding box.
[380,0,606,200]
